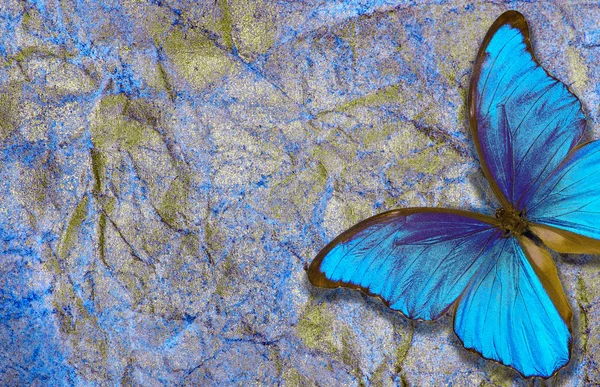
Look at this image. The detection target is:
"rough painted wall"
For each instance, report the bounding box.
[1,1,599,386]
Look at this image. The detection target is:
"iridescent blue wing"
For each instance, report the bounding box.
[470,11,586,211]
[308,209,500,320]
[526,140,600,254]
[454,236,572,378]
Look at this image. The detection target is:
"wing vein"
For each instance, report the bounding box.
[479,30,522,114]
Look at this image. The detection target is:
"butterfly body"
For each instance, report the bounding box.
[495,207,527,236]
[308,10,599,379]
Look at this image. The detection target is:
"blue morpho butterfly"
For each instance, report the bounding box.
[307,11,599,379]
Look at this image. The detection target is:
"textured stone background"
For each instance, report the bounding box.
[1,0,599,386]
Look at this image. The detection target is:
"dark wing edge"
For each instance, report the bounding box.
[518,235,573,329]
[530,223,600,255]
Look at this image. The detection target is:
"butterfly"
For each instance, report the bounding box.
[307,10,600,379]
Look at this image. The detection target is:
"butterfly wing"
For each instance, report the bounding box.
[525,140,600,254]
[470,11,586,211]
[309,207,573,377]
[308,208,500,320]
[454,236,572,378]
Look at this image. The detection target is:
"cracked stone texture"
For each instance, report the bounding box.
[1,1,599,386]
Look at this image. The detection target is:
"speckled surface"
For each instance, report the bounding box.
[1,1,600,386]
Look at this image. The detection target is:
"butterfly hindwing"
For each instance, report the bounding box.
[527,140,600,253]
[308,209,499,320]
[454,236,571,378]
[470,11,586,211]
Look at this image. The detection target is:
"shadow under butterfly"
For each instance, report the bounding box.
[307,10,600,379]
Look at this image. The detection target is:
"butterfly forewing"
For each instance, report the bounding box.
[308,209,499,320]
[469,11,586,211]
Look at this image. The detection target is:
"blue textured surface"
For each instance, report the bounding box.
[2,1,600,386]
